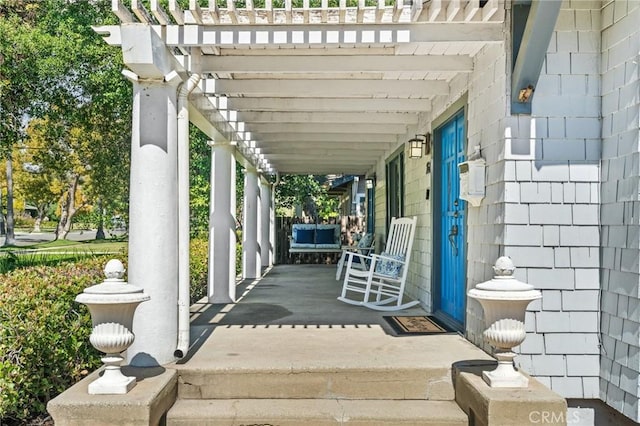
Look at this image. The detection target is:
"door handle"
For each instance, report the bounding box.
[448,224,458,256]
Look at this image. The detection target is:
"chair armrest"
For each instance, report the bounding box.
[356,245,375,252]
[371,253,406,265]
[345,251,374,262]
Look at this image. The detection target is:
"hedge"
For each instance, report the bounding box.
[0,257,105,423]
[0,237,214,424]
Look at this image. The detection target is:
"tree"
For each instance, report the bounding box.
[13,138,58,232]
[275,174,338,220]
[2,0,130,241]
[0,8,49,244]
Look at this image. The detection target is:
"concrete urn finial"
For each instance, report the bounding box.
[75,259,149,395]
[468,256,542,388]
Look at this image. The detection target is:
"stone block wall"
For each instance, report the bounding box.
[371,2,638,420]
[506,1,602,400]
[403,133,434,309]
[599,0,640,421]
[463,41,509,350]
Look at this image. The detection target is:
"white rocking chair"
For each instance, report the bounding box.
[335,232,375,280]
[337,216,420,311]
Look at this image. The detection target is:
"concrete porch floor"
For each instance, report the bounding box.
[175,264,493,388]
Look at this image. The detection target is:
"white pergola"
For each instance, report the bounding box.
[97,0,506,367]
[100,0,504,175]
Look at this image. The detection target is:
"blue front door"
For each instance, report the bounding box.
[437,112,466,326]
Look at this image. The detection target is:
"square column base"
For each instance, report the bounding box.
[454,361,567,426]
[48,367,177,425]
[482,369,529,388]
[88,375,136,395]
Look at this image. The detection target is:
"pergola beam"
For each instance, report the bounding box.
[225,97,431,113]
[246,133,397,143]
[96,22,503,47]
[205,79,449,98]
[273,164,373,174]
[264,149,386,157]
[236,111,419,124]
[245,122,407,134]
[201,54,473,73]
[511,0,562,114]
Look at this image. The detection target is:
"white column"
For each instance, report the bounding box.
[126,77,180,367]
[270,185,276,266]
[243,167,261,279]
[260,179,272,267]
[207,141,237,303]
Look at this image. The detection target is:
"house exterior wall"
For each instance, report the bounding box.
[371,0,639,420]
[599,0,640,421]
[403,127,433,310]
[463,40,509,352]
[503,1,603,400]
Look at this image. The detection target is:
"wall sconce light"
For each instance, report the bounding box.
[365,175,376,189]
[408,133,431,159]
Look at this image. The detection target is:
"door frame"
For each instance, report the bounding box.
[431,97,468,332]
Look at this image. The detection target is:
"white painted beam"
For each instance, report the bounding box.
[112,0,134,23]
[132,0,153,23]
[236,111,419,124]
[464,0,480,21]
[163,22,504,46]
[168,0,185,24]
[272,164,373,174]
[263,149,387,158]
[246,122,407,134]
[226,97,431,113]
[150,0,170,25]
[188,0,204,24]
[200,55,473,73]
[249,133,396,143]
[206,79,449,98]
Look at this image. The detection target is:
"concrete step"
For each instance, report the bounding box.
[178,365,454,400]
[175,326,489,401]
[166,399,468,426]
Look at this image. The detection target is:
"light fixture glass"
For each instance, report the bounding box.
[408,135,425,159]
[365,178,374,189]
[408,133,431,159]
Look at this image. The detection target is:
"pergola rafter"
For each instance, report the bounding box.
[101,0,506,175]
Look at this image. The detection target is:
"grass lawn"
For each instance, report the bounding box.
[0,237,128,273]
[0,237,127,254]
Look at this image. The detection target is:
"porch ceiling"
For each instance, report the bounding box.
[103,0,506,176]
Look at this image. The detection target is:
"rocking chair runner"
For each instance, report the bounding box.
[337,216,419,311]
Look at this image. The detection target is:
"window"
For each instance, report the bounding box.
[386,150,404,230]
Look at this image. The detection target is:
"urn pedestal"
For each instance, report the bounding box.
[76,259,150,394]
[468,257,541,388]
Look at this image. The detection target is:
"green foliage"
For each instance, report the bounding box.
[189,238,208,304]
[189,127,211,238]
[190,237,242,303]
[1,0,131,240]
[0,256,107,423]
[275,174,338,220]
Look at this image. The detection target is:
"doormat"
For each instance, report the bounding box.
[383,316,455,336]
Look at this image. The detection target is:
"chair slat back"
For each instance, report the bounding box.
[384,217,417,259]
